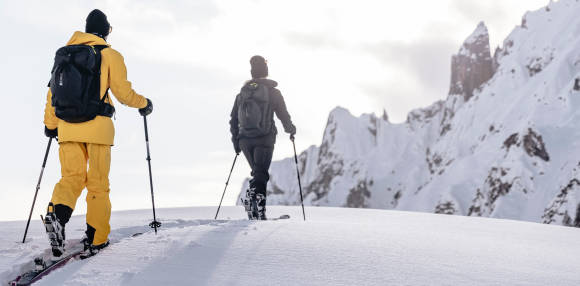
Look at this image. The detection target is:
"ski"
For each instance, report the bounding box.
[8,248,83,286]
[9,230,146,286]
[268,214,291,221]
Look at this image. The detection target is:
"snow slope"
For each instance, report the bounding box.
[245,0,580,227]
[1,206,579,285]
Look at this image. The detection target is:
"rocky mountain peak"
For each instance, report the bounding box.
[449,21,494,101]
[464,21,488,45]
[239,0,580,229]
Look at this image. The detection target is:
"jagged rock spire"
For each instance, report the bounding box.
[382,109,389,122]
[449,21,494,101]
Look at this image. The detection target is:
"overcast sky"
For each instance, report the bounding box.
[0,0,548,221]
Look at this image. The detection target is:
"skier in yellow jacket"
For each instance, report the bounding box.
[43,9,153,258]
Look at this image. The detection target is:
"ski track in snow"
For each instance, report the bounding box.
[1,206,579,285]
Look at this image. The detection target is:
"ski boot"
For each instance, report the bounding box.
[34,257,47,271]
[255,193,267,220]
[79,236,110,260]
[44,203,66,258]
[243,188,258,220]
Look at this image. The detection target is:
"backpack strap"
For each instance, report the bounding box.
[92,45,115,118]
[98,88,115,118]
[262,84,270,101]
[93,45,109,52]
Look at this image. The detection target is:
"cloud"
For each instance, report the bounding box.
[283,32,343,50]
[451,0,509,24]
[366,38,457,95]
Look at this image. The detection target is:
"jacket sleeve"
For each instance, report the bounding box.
[107,49,148,109]
[229,94,240,142]
[44,89,58,130]
[272,89,296,134]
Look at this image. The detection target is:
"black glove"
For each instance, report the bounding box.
[289,125,296,141]
[233,140,241,155]
[44,126,58,138]
[139,98,153,116]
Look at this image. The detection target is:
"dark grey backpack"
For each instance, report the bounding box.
[238,82,273,138]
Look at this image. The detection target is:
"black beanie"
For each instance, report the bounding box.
[250,55,268,79]
[85,9,110,39]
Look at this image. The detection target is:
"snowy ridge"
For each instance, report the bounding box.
[240,0,580,227]
[1,207,579,285]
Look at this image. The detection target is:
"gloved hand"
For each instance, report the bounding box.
[44,126,58,138]
[233,140,241,155]
[289,125,296,141]
[139,98,153,116]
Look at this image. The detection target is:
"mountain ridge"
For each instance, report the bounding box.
[239,0,580,227]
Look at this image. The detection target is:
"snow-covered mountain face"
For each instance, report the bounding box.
[238,0,580,227]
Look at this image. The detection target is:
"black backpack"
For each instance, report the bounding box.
[238,82,273,138]
[49,45,114,123]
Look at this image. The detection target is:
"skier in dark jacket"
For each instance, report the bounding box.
[229,55,296,220]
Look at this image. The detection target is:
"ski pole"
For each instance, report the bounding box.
[143,116,161,234]
[214,153,239,219]
[22,137,53,243]
[291,136,306,221]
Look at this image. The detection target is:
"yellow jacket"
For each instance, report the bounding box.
[44,31,147,146]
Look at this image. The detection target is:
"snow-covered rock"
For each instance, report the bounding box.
[239,0,580,227]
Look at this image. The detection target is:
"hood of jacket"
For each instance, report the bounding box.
[66,31,110,46]
[244,78,278,89]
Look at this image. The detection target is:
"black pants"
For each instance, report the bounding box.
[239,134,275,196]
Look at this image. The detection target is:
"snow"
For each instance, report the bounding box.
[465,22,488,45]
[1,206,579,285]
[459,21,489,56]
[256,0,580,228]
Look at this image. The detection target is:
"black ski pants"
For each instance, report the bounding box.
[239,134,275,196]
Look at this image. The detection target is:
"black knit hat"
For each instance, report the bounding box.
[85,9,110,39]
[250,55,268,79]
